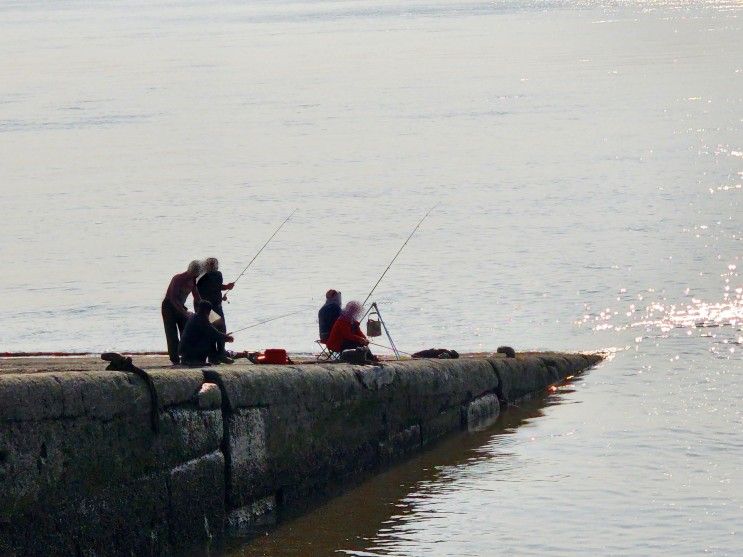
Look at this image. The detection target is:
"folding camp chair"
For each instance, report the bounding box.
[315,340,340,362]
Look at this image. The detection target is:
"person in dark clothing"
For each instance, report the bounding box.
[179,300,234,366]
[162,260,202,365]
[196,257,235,363]
[318,289,342,343]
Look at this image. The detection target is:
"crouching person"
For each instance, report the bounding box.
[179,300,234,366]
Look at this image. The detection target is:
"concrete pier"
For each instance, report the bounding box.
[0,352,603,556]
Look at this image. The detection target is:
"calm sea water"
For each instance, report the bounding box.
[1,0,741,554]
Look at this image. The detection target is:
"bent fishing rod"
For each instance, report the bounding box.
[228,309,307,335]
[361,203,438,310]
[224,209,297,303]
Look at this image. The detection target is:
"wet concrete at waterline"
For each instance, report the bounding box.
[221,382,581,557]
[222,343,742,556]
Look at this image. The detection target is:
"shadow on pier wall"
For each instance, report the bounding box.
[224,383,578,557]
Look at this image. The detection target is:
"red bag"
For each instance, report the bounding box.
[255,348,290,365]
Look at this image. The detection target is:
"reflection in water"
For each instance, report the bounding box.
[223,387,568,557]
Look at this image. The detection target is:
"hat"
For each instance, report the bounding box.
[326,289,339,299]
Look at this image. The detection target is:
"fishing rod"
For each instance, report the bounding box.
[368,341,413,357]
[361,203,438,309]
[228,309,307,335]
[223,209,297,303]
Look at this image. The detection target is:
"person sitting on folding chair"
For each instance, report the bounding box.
[326,300,376,361]
[318,289,342,343]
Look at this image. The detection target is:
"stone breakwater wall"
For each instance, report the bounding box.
[0,353,602,556]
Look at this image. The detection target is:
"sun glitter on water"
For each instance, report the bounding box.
[575,261,742,357]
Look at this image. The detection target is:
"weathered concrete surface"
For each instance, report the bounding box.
[0,351,603,555]
[0,367,224,557]
[205,352,603,533]
[0,355,173,376]
[488,352,602,403]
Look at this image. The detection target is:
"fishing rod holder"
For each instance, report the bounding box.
[364,302,400,360]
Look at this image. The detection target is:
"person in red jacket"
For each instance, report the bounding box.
[326,300,374,356]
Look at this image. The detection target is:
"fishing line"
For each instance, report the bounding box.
[361,204,438,309]
[228,308,308,335]
[368,341,413,356]
[224,209,297,302]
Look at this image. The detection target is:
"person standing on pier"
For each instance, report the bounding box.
[161,260,202,365]
[196,257,234,364]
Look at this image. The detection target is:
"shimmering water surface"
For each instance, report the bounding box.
[0,0,741,555]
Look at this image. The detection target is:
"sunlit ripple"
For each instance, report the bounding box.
[577,263,742,356]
